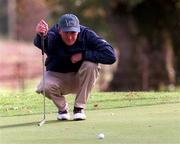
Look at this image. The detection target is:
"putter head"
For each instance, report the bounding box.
[38,119,46,126]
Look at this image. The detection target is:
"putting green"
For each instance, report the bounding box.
[0,103,180,144]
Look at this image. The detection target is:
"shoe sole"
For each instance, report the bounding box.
[57,118,69,121]
[73,118,86,121]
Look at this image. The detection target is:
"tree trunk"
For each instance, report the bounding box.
[108,16,143,91]
[162,29,176,90]
[107,15,169,91]
[7,0,17,39]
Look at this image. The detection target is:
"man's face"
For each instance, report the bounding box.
[59,30,78,46]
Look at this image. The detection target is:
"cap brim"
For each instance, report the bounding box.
[62,27,80,32]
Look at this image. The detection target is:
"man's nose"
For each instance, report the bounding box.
[67,35,73,40]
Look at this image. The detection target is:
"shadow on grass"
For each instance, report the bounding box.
[0,119,74,129]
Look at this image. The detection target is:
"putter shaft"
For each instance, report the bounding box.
[38,34,46,126]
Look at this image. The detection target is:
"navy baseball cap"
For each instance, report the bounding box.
[59,14,80,32]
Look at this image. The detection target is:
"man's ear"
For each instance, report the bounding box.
[58,25,62,33]
[58,29,62,35]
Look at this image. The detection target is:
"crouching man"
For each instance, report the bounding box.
[34,13,116,121]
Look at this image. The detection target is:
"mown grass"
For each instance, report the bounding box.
[0,88,180,116]
[1,103,180,144]
[0,88,180,144]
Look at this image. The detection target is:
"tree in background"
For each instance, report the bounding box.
[16,0,48,41]
[108,0,180,91]
[0,0,8,36]
[0,0,48,41]
[2,0,180,91]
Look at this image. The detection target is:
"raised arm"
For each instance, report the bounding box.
[84,29,116,64]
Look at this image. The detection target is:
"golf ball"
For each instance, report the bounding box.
[97,133,105,139]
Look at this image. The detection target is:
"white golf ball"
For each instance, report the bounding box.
[97,133,105,139]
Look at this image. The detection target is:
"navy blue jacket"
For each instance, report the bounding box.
[34,24,116,73]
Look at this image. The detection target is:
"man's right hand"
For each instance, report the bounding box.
[36,19,49,36]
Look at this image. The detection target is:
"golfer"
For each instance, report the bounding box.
[34,13,116,121]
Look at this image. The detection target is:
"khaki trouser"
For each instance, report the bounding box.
[36,61,100,112]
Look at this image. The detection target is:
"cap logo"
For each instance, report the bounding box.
[65,20,77,27]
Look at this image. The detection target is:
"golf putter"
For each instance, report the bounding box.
[38,34,46,126]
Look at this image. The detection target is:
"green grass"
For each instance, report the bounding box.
[0,88,180,116]
[0,104,180,144]
[0,89,180,144]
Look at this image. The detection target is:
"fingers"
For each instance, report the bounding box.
[71,53,82,63]
[36,19,49,36]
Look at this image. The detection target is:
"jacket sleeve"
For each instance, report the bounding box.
[33,26,57,54]
[33,34,48,51]
[84,29,116,64]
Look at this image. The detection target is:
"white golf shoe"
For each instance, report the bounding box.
[57,110,70,120]
[73,107,86,120]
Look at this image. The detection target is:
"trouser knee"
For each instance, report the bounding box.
[83,61,97,68]
[81,61,100,72]
[43,81,59,99]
